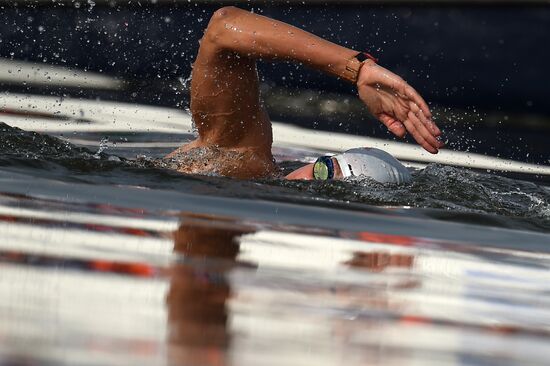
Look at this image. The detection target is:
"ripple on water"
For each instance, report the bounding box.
[1,121,549,232]
[272,164,550,232]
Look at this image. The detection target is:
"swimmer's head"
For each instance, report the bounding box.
[285,147,412,184]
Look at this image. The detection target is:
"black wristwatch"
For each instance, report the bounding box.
[344,52,379,83]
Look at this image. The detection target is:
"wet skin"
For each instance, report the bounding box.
[166,6,443,180]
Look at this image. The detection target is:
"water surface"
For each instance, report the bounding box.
[1,122,549,366]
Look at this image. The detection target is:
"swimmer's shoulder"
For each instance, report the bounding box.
[163,143,280,179]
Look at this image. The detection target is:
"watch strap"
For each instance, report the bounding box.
[343,52,378,84]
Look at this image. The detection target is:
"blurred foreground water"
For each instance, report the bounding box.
[0,122,549,366]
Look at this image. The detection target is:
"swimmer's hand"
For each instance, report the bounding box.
[357,61,443,154]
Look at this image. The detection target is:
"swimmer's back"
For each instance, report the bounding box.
[163,145,279,179]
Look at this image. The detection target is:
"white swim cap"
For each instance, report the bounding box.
[334,148,412,183]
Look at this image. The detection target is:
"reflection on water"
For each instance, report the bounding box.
[168,218,248,366]
[2,191,549,366]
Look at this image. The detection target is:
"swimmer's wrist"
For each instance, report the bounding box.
[355,59,377,87]
[344,52,378,85]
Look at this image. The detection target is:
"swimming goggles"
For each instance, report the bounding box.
[313,156,334,180]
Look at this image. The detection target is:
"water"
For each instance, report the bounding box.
[1,122,548,232]
[1,121,550,366]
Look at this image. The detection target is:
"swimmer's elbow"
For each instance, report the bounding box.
[212,6,241,20]
[203,6,243,50]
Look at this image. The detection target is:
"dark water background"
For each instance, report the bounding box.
[0,2,549,164]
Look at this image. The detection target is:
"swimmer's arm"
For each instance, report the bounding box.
[206,7,359,83]
[206,6,443,153]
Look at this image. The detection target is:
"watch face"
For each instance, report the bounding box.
[356,53,369,62]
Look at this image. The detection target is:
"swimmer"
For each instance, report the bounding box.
[164,6,443,182]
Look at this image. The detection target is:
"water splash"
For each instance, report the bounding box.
[273,164,550,231]
[94,137,110,159]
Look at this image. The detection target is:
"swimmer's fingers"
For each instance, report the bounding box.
[385,101,441,153]
[404,110,441,154]
[364,65,433,119]
[397,82,433,120]
[409,101,442,137]
[379,113,406,138]
[360,65,442,151]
